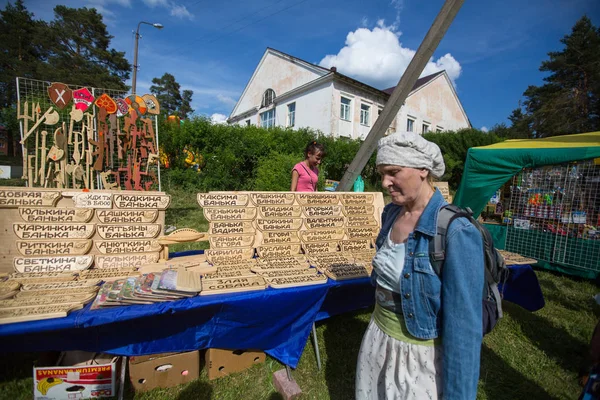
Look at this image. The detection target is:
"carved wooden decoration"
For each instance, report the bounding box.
[209,234,255,249]
[342,205,375,216]
[255,218,303,231]
[97,224,161,239]
[94,252,160,269]
[346,227,379,239]
[306,253,351,267]
[0,190,61,208]
[0,303,83,324]
[266,274,328,289]
[250,193,295,206]
[209,221,255,235]
[296,193,340,206]
[200,276,266,296]
[9,271,75,280]
[157,229,207,245]
[302,205,343,217]
[303,216,345,230]
[16,285,99,298]
[13,255,94,273]
[205,248,255,263]
[257,255,308,263]
[203,207,257,222]
[115,98,129,117]
[260,230,300,245]
[0,294,95,309]
[202,270,256,280]
[95,240,162,254]
[13,223,95,240]
[79,268,140,281]
[257,268,316,278]
[94,93,117,114]
[346,216,378,227]
[18,207,93,223]
[72,193,112,209]
[96,210,158,224]
[197,193,249,207]
[47,83,73,110]
[339,239,373,252]
[251,262,307,273]
[0,281,21,293]
[113,194,170,209]
[142,94,160,115]
[21,279,101,291]
[258,205,302,218]
[340,194,375,205]
[323,263,370,280]
[300,228,345,243]
[15,240,93,257]
[9,275,76,285]
[72,87,94,111]
[213,262,258,271]
[256,244,301,258]
[302,242,339,254]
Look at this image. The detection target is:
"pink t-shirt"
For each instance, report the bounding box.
[293,162,318,192]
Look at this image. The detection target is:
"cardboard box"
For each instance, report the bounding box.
[205,348,266,380]
[129,351,200,392]
[33,351,120,400]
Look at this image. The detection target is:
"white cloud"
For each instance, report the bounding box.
[319,20,462,89]
[216,94,237,106]
[390,0,404,30]
[142,0,169,7]
[170,4,194,20]
[481,126,489,133]
[211,113,228,124]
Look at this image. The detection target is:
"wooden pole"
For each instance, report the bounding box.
[336,0,464,192]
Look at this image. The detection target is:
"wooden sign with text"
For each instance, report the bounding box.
[96,210,159,224]
[97,224,161,239]
[21,278,100,291]
[259,269,317,278]
[260,230,300,245]
[202,269,256,279]
[339,239,373,252]
[300,228,345,243]
[197,193,249,207]
[0,190,61,208]
[16,286,99,298]
[346,216,378,227]
[303,216,345,229]
[19,207,93,223]
[209,234,255,249]
[73,193,112,209]
[205,248,255,263]
[324,263,370,280]
[0,303,83,324]
[203,207,257,221]
[302,241,339,254]
[113,194,171,210]
[200,276,266,295]
[13,223,95,240]
[346,227,379,239]
[0,294,94,309]
[13,255,94,273]
[95,252,160,269]
[266,274,328,289]
[342,205,375,216]
[255,218,303,231]
[296,193,339,206]
[95,239,162,254]
[302,205,343,217]
[250,193,295,206]
[16,240,93,256]
[209,221,255,235]
[258,205,302,218]
[340,194,375,205]
[256,244,301,258]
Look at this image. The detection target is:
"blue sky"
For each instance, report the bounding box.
[15,0,600,129]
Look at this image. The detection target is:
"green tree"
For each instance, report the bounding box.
[506,106,534,138]
[150,73,194,118]
[180,89,194,119]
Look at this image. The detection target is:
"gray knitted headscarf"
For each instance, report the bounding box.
[376,131,445,178]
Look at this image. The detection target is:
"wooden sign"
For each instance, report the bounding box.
[251,262,307,272]
[0,190,61,208]
[302,205,343,217]
[16,286,98,298]
[209,221,255,235]
[0,281,21,293]
[340,194,375,205]
[113,194,171,210]
[9,275,76,285]
[342,205,375,216]
[142,94,161,115]
[303,216,345,229]
[16,240,93,256]
[255,218,303,231]
[72,87,94,111]
[257,255,308,264]
[94,252,160,269]
[259,269,317,278]
[339,239,372,252]
[202,270,256,280]
[47,82,72,109]
[296,193,339,206]
[256,244,301,258]
[94,93,117,114]
[21,278,100,291]
[73,193,112,208]
[250,193,295,206]
[197,193,249,207]
[97,224,161,239]
[213,261,258,270]
[209,234,255,249]
[346,216,378,227]
[79,268,139,280]
[324,263,370,280]
[346,227,379,239]
[302,242,339,254]
[18,207,93,223]
[266,274,328,289]
[203,207,257,221]
[95,240,162,254]
[115,98,129,117]
[300,228,345,243]
[96,210,159,223]
[435,182,450,202]
[13,223,95,240]
[200,276,266,295]
[13,255,94,273]
[260,231,300,245]
[0,294,94,309]
[258,205,302,218]
[0,303,83,325]
[307,255,351,267]
[9,271,75,280]
[205,248,255,263]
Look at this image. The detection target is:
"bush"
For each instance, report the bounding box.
[254,152,301,191]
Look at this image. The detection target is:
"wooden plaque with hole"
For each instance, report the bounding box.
[258,205,302,218]
[16,240,93,256]
[302,241,339,254]
[197,193,249,207]
[201,276,266,295]
[250,193,296,206]
[21,279,101,291]
[0,190,61,208]
[0,303,83,324]
[97,224,161,239]
[255,218,303,231]
[339,239,373,252]
[296,193,339,206]
[346,227,379,239]
[95,240,162,254]
[209,221,255,235]
[13,255,94,273]
[95,252,160,269]
[342,205,375,216]
[340,194,375,205]
[203,207,257,222]
[300,228,345,243]
[13,223,95,240]
[302,205,343,217]
[256,244,301,258]
[113,194,171,210]
[259,230,300,245]
[205,248,255,263]
[209,234,255,249]
[16,286,98,298]
[18,207,93,223]
[73,193,113,209]
[96,210,159,224]
[303,216,345,230]
[266,274,328,289]
[346,216,378,227]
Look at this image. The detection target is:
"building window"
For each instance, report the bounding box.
[436,126,443,133]
[407,118,414,132]
[340,97,351,121]
[287,102,296,127]
[422,124,429,133]
[360,104,370,126]
[260,109,275,128]
[261,89,275,108]
[245,120,251,126]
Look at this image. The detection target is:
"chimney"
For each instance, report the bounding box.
[330,66,337,72]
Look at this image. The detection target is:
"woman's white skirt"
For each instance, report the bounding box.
[355,319,443,400]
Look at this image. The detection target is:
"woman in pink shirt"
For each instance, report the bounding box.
[290,141,325,192]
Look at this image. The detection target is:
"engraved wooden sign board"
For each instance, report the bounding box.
[95,240,162,254]
[197,193,249,207]
[250,193,295,206]
[324,264,370,280]
[339,239,373,252]
[346,227,379,239]
[258,269,317,278]
[251,262,307,272]
[260,231,300,245]
[9,271,76,280]
[97,224,161,239]
[302,241,339,254]
[96,210,159,224]
[0,294,94,309]
[16,286,98,298]
[202,270,256,279]
[113,194,171,210]
[80,268,139,280]
[13,255,94,273]
[258,206,302,218]
[0,190,61,208]
[296,193,339,206]
[73,193,112,209]
[340,194,375,205]
[255,218,303,231]
[343,205,375,216]
[205,248,255,263]
[258,255,308,264]
[21,279,100,291]
[209,221,255,235]
[302,205,343,217]
[201,276,266,295]
[256,244,301,258]
[266,274,328,289]
[13,224,95,239]
[0,304,82,325]
[303,216,345,229]
[300,228,345,243]
[9,275,76,285]
[209,234,255,249]
[346,216,378,227]
[204,207,257,221]
[19,207,93,223]
[16,240,93,256]
[95,253,160,269]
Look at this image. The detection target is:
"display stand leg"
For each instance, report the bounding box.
[119,356,127,400]
[286,365,292,380]
[312,322,322,371]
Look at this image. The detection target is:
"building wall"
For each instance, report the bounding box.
[271,81,333,134]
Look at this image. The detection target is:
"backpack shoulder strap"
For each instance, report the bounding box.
[430,204,473,276]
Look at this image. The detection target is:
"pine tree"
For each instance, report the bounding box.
[150,73,194,118]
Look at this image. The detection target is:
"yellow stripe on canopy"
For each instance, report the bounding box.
[476,131,600,150]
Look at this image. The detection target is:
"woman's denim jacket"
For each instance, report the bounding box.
[371,189,484,399]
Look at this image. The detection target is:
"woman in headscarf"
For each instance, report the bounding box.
[356,132,485,399]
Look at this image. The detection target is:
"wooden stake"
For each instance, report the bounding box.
[20,107,56,144]
[39,131,48,186]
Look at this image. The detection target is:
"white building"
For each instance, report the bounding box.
[228,48,471,138]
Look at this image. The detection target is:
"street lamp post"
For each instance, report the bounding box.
[132,21,163,95]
